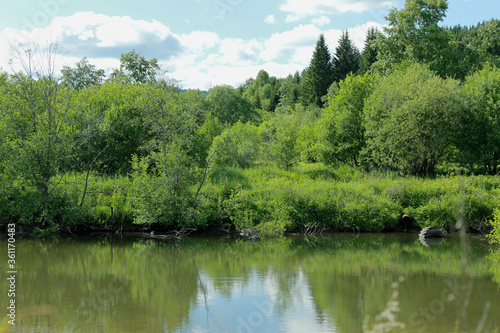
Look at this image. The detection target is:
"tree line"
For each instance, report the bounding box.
[1,0,500,234]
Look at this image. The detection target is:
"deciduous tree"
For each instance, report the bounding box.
[363,63,461,175]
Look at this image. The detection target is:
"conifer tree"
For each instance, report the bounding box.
[254,89,261,109]
[300,34,334,107]
[333,31,361,82]
[360,28,379,74]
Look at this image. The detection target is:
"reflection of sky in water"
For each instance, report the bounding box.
[4,234,499,333]
[185,267,337,333]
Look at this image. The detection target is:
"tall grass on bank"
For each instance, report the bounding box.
[196,163,500,235]
[1,164,499,236]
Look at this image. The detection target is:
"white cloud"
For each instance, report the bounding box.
[181,31,220,53]
[260,24,321,62]
[265,15,277,24]
[281,0,395,21]
[0,12,385,90]
[311,16,331,26]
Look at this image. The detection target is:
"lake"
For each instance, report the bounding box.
[1,233,499,333]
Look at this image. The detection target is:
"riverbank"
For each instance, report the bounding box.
[2,163,499,237]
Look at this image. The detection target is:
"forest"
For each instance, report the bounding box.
[1,0,500,240]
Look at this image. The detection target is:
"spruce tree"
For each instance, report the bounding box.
[254,89,261,109]
[300,34,334,107]
[360,27,379,74]
[333,31,361,82]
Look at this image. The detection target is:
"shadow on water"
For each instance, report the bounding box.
[0,232,499,332]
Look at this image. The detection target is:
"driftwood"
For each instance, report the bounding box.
[419,226,445,239]
[239,229,261,242]
[149,228,196,241]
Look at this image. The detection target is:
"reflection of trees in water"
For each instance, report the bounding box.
[13,237,199,333]
[8,234,500,333]
[490,250,500,287]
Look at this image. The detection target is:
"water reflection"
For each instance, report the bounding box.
[0,234,499,333]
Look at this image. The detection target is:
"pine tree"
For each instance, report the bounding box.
[333,31,361,82]
[269,83,279,112]
[300,34,334,107]
[254,89,261,109]
[360,27,379,74]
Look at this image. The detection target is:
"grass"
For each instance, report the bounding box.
[2,162,499,236]
[197,163,500,235]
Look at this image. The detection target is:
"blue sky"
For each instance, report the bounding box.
[0,0,498,89]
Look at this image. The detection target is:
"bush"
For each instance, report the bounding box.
[488,209,500,245]
[210,121,260,168]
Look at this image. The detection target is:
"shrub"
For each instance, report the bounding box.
[489,209,500,245]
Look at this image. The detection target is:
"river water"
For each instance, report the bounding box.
[1,233,499,332]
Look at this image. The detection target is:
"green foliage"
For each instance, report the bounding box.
[129,84,202,227]
[2,71,78,223]
[109,50,161,84]
[129,149,193,227]
[4,26,500,237]
[61,57,105,89]
[323,73,376,166]
[210,121,260,168]
[332,30,361,83]
[207,85,256,125]
[489,209,500,245]
[468,20,500,67]
[75,82,153,174]
[360,27,380,74]
[199,164,500,234]
[363,63,461,175]
[375,0,451,77]
[242,70,278,111]
[259,113,300,170]
[277,72,301,108]
[300,34,334,107]
[457,64,500,174]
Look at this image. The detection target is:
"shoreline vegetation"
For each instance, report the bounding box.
[2,163,500,238]
[1,0,500,243]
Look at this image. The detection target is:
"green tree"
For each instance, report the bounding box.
[207,85,256,125]
[294,104,324,163]
[269,82,279,112]
[129,88,200,227]
[242,70,280,111]
[86,82,152,174]
[363,63,461,175]
[332,31,361,83]
[61,57,105,90]
[457,64,500,174]
[445,25,482,80]
[278,73,300,108]
[109,50,161,84]
[2,43,78,224]
[254,89,262,109]
[260,114,300,170]
[323,73,376,166]
[210,121,260,169]
[374,0,451,77]
[359,28,379,74]
[300,34,334,107]
[468,19,500,68]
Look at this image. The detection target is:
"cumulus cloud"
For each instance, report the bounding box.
[1,12,184,60]
[312,16,331,26]
[260,24,321,62]
[281,0,395,21]
[0,11,385,90]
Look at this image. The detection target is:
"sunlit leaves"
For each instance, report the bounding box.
[363,63,461,175]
